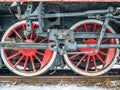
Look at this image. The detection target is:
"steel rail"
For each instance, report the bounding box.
[0,75,119,84]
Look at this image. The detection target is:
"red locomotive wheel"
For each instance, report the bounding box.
[64,19,119,76]
[1,21,56,76]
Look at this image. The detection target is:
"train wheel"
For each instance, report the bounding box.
[64,19,119,76]
[1,21,56,76]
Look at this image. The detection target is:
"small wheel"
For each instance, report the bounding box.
[64,19,119,76]
[1,21,56,76]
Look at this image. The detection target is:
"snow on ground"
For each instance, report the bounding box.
[0,84,107,90]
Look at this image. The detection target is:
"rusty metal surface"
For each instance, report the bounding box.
[0,75,119,85]
[0,0,120,2]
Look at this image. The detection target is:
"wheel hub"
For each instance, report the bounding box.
[20,39,37,56]
[79,39,99,56]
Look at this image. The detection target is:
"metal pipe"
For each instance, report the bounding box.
[74,32,120,38]
[77,44,120,48]
[0,42,48,49]
[44,9,109,18]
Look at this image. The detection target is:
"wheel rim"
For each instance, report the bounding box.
[64,19,119,76]
[1,21,56,76]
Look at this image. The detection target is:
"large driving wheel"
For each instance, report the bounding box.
[1,21,56,76]
[64,19,119,76]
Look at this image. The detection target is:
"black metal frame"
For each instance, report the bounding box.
[3,2,120,55]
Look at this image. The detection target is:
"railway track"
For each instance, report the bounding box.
[0,4,120,90]
[0,69,119,85]
[0,75,119,88]
[0,70,119,90]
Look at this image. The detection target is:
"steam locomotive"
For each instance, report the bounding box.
[0,1,120,76]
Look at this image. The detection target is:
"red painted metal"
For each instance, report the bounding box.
[0,0,120,2]
[41,49,53,68]
[79,39,99,56]
[104,39,116,67]
[3,23,53,72]
[68,22,117,72]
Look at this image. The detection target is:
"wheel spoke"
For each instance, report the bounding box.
[40,38,48,43]
[69,54,80,60]
[36,51,44,56]
[85,56,90,72]
[93,24,97,32]
[99,51,107,56]
[34,54,42,64]
[101,39,109,44]
[14,30,22,39]
[7,52,21,60]
[13,55,24,68]
[30,31,34,40]
[34,36,39,42]
[76,54,86,67]
[96,54,105,65]
[92,56,97,71]
[83,24,88,32]
[30,56,36,71]
[24,56,29,71]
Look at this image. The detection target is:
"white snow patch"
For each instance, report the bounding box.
[112,64,120,69]
[0,84,107,90]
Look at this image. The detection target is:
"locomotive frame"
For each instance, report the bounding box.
[1,3,120,52]
[0,2,120,76]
